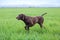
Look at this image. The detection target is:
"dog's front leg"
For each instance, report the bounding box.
[25,25,29,31]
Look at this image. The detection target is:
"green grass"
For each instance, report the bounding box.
[0,8,60,40]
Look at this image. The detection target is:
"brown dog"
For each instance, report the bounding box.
[16,13,47,30]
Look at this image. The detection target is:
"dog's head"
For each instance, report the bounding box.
[16,14,25,20]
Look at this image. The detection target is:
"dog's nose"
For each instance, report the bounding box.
[16,17,18,19]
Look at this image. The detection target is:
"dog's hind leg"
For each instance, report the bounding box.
[38,23,46,29]
[38,23,43,28]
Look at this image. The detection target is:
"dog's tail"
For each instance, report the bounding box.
[41,13,47,16]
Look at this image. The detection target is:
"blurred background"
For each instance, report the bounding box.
[0,0,60,8]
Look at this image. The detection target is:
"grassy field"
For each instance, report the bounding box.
[0,8,60,40]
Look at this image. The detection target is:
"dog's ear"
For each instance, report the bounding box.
[21,14,25,20]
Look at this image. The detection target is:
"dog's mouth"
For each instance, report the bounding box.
[16,18,20,20]
[16,17,20,20]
